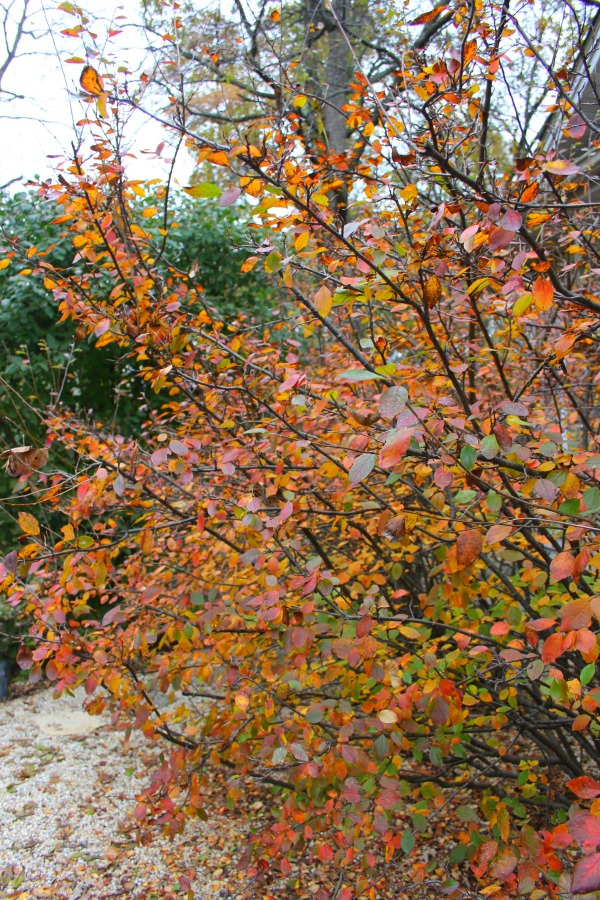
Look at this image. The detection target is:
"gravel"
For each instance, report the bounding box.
[0,684,227,899]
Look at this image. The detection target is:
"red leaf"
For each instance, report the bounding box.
[572,853,600,894]
[434,466,453,489]
[550,551,575,582]
[498,209,522,232]
[564,113,586,139]
[456,529,482,569]
[488,226,514,251]
[567,777,600,800]
[569,812,600,849]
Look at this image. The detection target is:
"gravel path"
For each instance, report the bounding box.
[0,686,235,900]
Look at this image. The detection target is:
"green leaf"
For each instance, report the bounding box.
[486,490,502,512]
[401,829,415,853]
[335,369,385,382]
[272,747,287,764]
[349,453,376,486]
[264,251,283,273]
[581,664,595,686]
[584,487,600,513]
[559,498,580,515]
[453,489,477,504]
[183,183,223,199]
[480,434,499,460]
[460,444,478,472]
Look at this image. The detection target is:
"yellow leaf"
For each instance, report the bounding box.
[0,258,11,269]
[512,292,533,317]
[96,92,108,119]
[466,277,490,296]
[18,511,40,536]
[295,231,310,252]
[313,284,332,317]
[142,207,158,218]
[400,184,418,203]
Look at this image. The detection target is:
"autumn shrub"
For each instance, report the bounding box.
[3,0,600,897]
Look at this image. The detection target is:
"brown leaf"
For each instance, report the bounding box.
[2,446,48,476]
[383,515,406,542]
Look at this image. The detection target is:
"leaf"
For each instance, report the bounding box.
[2,446,48,476]
[567,777,600,800]
[18,512,40,536]
[564,113,586,140]
[544,159,580,175]
[183,183,223,199]
[488,226,514,251]
[336,369,385,382]
[379,428,414,468]
[569,812,600,849]
[264,251,283,273]
[560,598,592,632]
[550,551,575,582]
[498,209,522,231]
[408,7,446,25]
[401,829,415,853]
[434,467,453,489]
[80,65,104,95]
[532,276,553,311]
[572,853,600,894]
[512,292,533,317]
[456,529,482,569]
[428,693,450,726]
[271,747,287,766]
[378,386,408,419]
[485,523,513,545]
[460,444,477,472]
[423,274,442,308]
[541,632,564,663]
[349,453,376,486]
[383,515,406,541]
[313,284,332,317]
[521,181,540,203]
[378,709,398,725]
[218,187,242,207]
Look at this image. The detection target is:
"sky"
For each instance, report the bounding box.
[0,0,196,190]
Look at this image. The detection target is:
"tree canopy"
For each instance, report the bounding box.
[2,0,600,897]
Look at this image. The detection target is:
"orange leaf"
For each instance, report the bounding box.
[550,550,575,582]
[423,274,442,308]
[456,529,482,569]
[532,276,553,311]
[560,598,592,632]
[80,65,105,95]
[378,428,413,468]
[541,632,564,663]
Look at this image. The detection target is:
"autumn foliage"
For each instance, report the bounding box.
[2,0,600,897]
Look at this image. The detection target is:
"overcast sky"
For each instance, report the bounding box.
[0,0,195,190]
